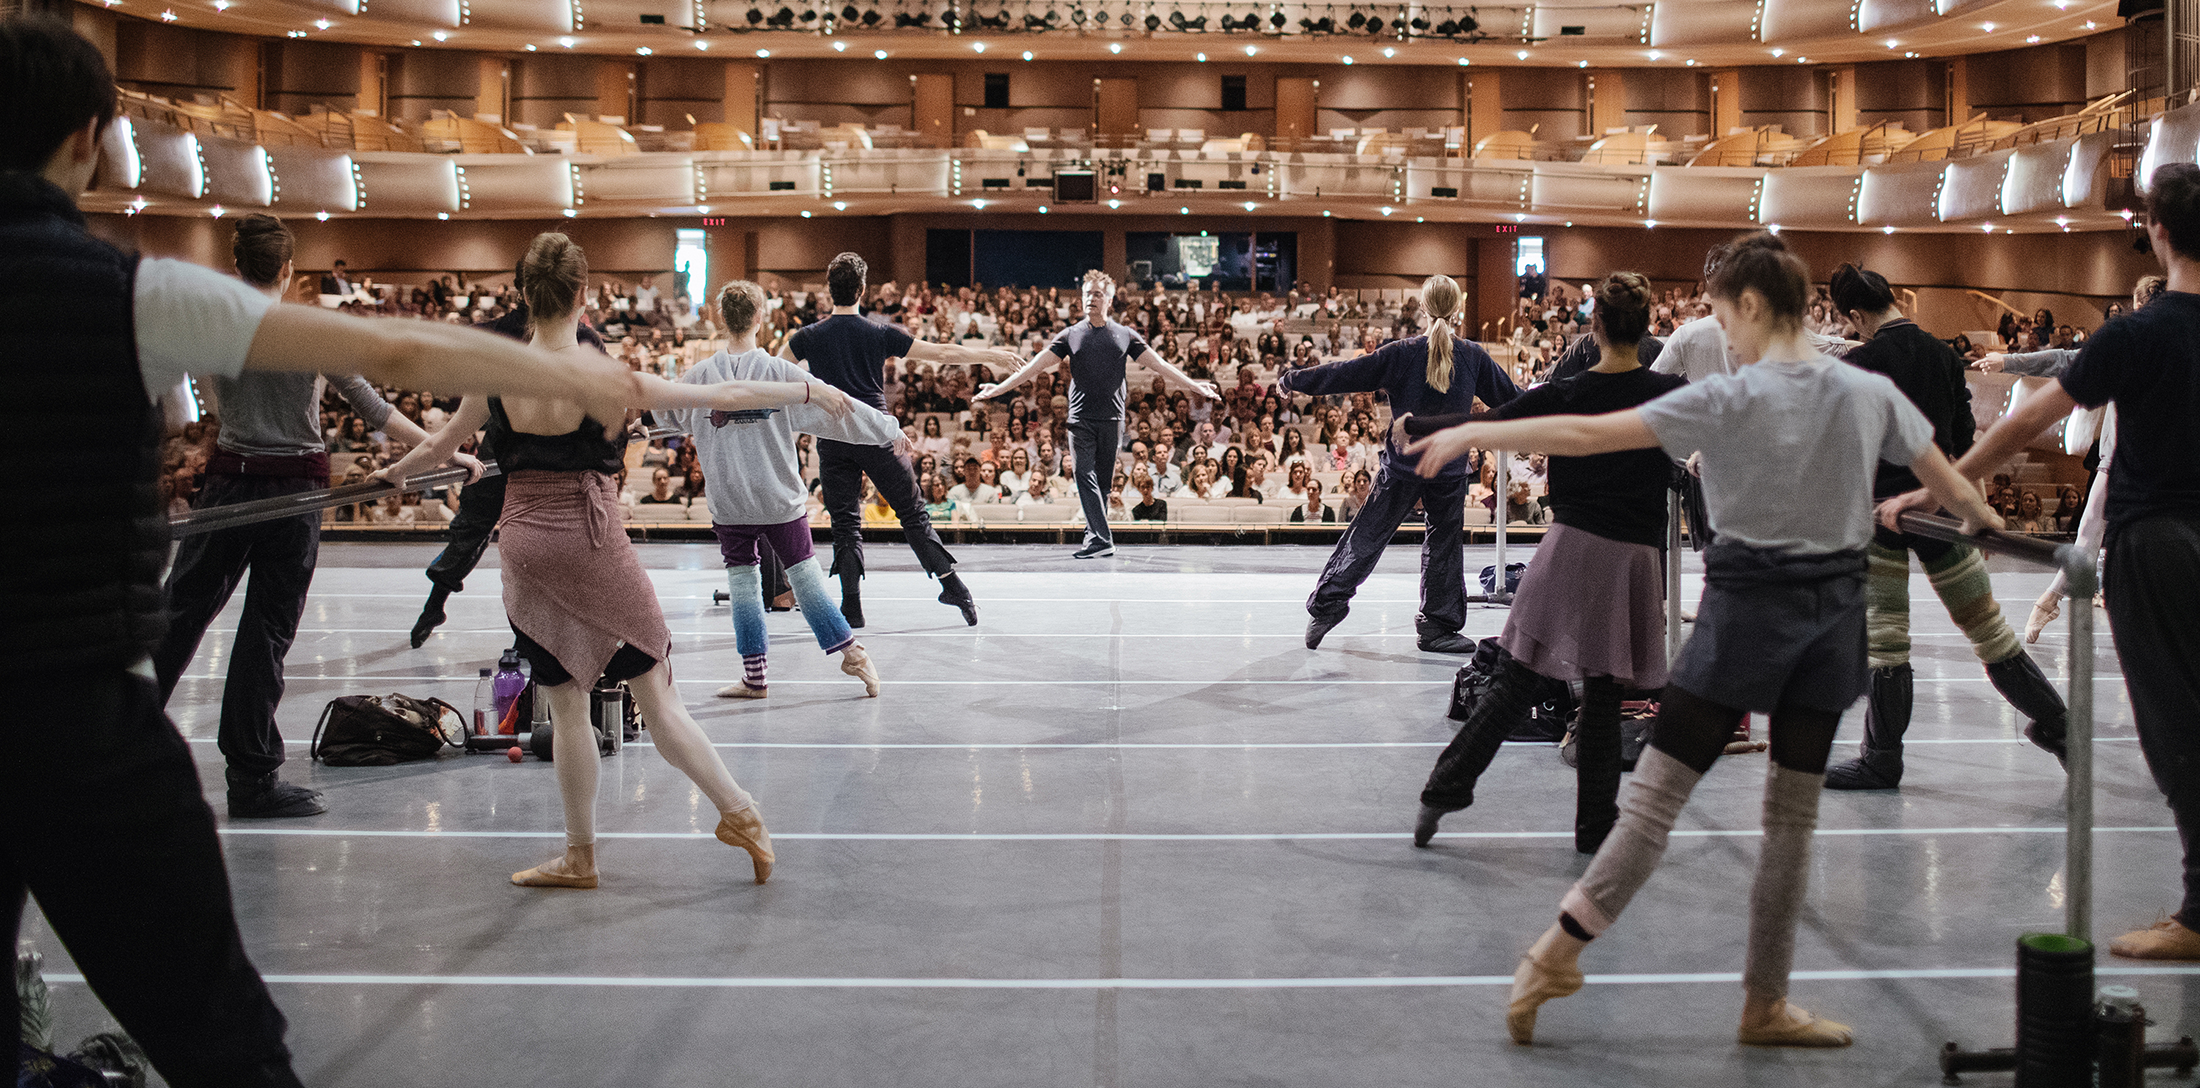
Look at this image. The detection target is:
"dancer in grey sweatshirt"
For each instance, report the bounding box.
[661,281,903,698]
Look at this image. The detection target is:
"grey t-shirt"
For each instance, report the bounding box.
[1637,356,1934,555]
[216,372,391,458]
[663,349,902,525]
[1047,319,1149,424]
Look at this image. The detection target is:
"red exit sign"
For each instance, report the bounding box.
[1493,224,1518,233]
[701,217,726,226]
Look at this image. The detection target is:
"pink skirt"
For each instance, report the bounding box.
[497,470,671,685]
[1498,522,1669,690]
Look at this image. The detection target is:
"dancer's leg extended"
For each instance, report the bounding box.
[415,471,504,646]
[853,440,976,619]
[625,663,774,883]
[1415,658,1548,844]
[1920,540,2068,759]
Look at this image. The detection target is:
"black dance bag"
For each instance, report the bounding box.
[1448,638,1570,741]
[310,694,463,766]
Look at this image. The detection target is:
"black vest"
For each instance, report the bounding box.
[0,172,170,673]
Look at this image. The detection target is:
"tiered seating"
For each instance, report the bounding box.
[420,112,527,154]
[559,115,639,156]
[1786,121,1917,167]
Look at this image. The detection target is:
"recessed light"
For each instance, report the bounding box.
[407,37,419,43]
[1767,223,1782,234]
[1196,52,1206,61]
[1342,55,1354,64]
[1576,59,1587,68]
[832,40,846,51]
[1038,205,1049,213]
[316,211,329,221]
[209,204,224,217]
[972,199,988,209]
[874,48,887,58]
[1382,47,1395,58]
[800,210,812,217]
[1884,39,1896,48]
[1796,56,1808,63]
[1108,42,1121,53]
[1684,58,1696,66]
[1021,50,1033,60]
[1458,56,1470,65]
[1770,47,1784,57]
[1645,50,1659,60]
[1245,45,1257,55]
[1882,225,1894,234]
[1515,50,1528,60]
[212,1,227,9]
[1108,199,1121,208]
[755,47,769,56]
[697,205,709,213]
[695,39,708,49]
[973,41,986,52]
[1322,209,1331,217]
[1981,21,1995,31]
[314,17,329,27]
[437,212,450,220]
[1982,222,1995,231]
[559,35,575,46]
[432,29,448,40]
[1645,219,1657,228]
[636,45,652,55]
[833,200,847,210]
[2084,20,2096,29]
[1180,206,1189,214]
[563,208,577,217]
[1244,201,1257,211]
[1380,206,1393,216]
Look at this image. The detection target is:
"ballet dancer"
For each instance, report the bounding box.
[1882,163,2200,959]
[376,233,848,889]
[784,252,1013,624]
[408,255,606,648]
[0,19,639,1083]
[665,279,891,699]
[152,213,470,818]
[1820,262,2067,789]
[979,269,1219,559]
[1282,274,1519,653]
[1402,272,1685,853]
[1410,232,2001,1047]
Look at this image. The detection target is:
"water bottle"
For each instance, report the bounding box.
[472,667,494,741]
[493,649,528,735]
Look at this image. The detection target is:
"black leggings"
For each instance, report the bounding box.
[511,625,658,689]
[1650,684,1842,776]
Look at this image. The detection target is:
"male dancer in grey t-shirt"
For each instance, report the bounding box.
[981,270,1218,558]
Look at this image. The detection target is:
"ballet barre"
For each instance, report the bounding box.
[1895,510,2098,942]
[168,425,685,538]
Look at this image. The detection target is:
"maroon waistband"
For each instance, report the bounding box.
[208,449,332,479]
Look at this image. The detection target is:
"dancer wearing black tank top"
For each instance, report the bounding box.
[783,252,1018,627]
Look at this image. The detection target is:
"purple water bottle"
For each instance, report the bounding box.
[493,649,528,736]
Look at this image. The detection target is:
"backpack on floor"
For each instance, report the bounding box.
[1479,562,1527,596]
[310,694,463,766]
[1447,637,1569,741]
[1560,697,1661,771]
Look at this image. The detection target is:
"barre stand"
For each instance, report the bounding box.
[168,425,685,538]
[1898,512,2190,1087]
[1464,449,1514,608]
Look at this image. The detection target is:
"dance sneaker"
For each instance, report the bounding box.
[2111,918,2200,960]
[227,771,327,818]
[1072,541,1116,559]
[1305,611,1347,649]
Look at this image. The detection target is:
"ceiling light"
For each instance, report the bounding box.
[1904,51,1918,57]
[2053,0,2070,7]
[1515,50,1528,60]
[832,39,846,50]
[1242,201,1256,211]
[1645,219,1656,228]
[1180,206,1189,214]
[800,210,813,217]
[972,199,988,209]
[524,42,537,50]
[1770,47,1784,57]
[437,212,450,220]
[1882,225,1894,234]
[1038,205,1048,213]
[1022,50,1033,60]
[697,205,709,213]
[316,211,329,221]
[1245,45,1257,55]
[209,205,224,216]
[314,17,330,27]
[407,37,419,43]
[1884,39,1896,48]
[432,29,448,39]
[1982,222,1995,231]
[755,47,770,56]
[1645,50,1659,60]
[1796,56,1808,63]
[834,200,847,210]
[159,7,176,18]
[1109,41,1122,52]
[874,48,888,58]
[1342,55,1354,64]
[1379,206,1393,216]
[560,35,575,46]
[1767,223,1781,234]
[1576,59,1587,67]
[636,45,653,54]
[1685,58,1696,66]
[1196,52,1206,61]
[973,41,986,51]
[1981,21,1995,31]
[2026,34,2041,42]
[212,0,227,9]
[2122,208,2134,219]
[1107,199,1121,208]
[563,208,577,217]
[1382,47,1395,57]
[695,39,709,48]
[1322,209,1331,216]
[1458,56,1470,65]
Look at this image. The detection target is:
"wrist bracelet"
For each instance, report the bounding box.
[804,384,812,404]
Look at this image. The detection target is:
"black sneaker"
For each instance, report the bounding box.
[1416,632,1477,654]
[1071,542,1116,560]
[228,774,327,818]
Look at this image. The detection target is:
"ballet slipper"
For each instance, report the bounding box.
[1736,999,1854,1047]
[2026,593,2061,645]
[512,844,598,889]
[840,644,880,698]
[714,682,768,699]
[1506,948,1585,1045]
[716,805,776,885]
[1723,739,1769,755]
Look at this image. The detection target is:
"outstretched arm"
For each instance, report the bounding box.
[1133,348,1219,402]
[1901,445,2005,535]
[372,396,491,490]
[1403,410,1658,478]
[634,372,852,416]
[1876,381,2076,524]
[907,338,1024,373]
[978,350,1059,401]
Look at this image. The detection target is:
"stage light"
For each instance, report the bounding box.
[1145,12,1160,29]
[746,5,763,21]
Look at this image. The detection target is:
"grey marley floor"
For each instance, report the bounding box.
[23,542,2189,1088]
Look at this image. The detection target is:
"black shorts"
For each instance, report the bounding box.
[511,625,658,689]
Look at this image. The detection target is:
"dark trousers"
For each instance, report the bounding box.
[2103,515,2200,927]
[1068,418,1120,548]
[3,668,302,1088]
[151,473,320,777]
[425,470,506,594]
[1307,460,1467,637]
[818,438,955,580]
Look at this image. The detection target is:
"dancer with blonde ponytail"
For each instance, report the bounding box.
[1281,274,1519,652]
[375,233,852,889]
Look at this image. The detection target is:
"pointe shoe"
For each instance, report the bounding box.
[715,806,775,884]
[511,846,598,889]
[714,682,768,699]
[1737,1000,1854,1047]
[2110,917,2200,960]
[2026,595,2062,645]
[1506,951,1584,1045]
[841,645,880,697]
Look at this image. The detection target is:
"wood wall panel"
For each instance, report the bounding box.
[1275,77,1318,143]
[913,73,954,147]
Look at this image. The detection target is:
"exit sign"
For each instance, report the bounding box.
[701,217,725,226]
[1493,224,1518,233]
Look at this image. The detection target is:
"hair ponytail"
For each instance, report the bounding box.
[1421,274,1462,393]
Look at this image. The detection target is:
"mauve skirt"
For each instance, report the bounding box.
[1498,522,1669,690]
[497,470,672,686]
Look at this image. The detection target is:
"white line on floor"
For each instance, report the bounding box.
[205,629,1437,638]
[177,676,1455,685]
[213,826,2175,842]
[181,736,2141,749]
[39,965,2200,989]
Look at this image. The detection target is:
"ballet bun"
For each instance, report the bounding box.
[1593,271,1653,346]
[521,232,587,324]
[231,213,294,288]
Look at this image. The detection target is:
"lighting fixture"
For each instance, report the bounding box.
[636,45,652,54]
[1882,225,1894,234]
[314,17,330,27]
[1196,52,1206,61]
[432,29,449,39]
[1108,198,1121,208]
[1245,45,1256,55]
[834,200,847,210]
[2026,34,2041,43]
[316,211,329,221]
[1458,56,1469,65]
[2084,20,2096,29]
[974,41,986,51]
[1379,206,1393,216]
[800,209,813,217]
[408,37,420,43]
[972,198,988,209]
[697,205,710,213]
[1038,205,1048,213]
[1685,58,1696,65]
[1981,21,1994,31]
[1795,56,1807,63]
[560,35,576,46]
[563,208,577,216]
[292,30,311,37]
[1576,59,1587,67]
[159,8,176,19]
[1021,49,1033,59]
[212,1,227,9]
[1770,47,1783,57]
[525,42,538,49]
[1645,219,1656,228]
[756,47,770,56]
[1904,51,1918,57]
[1342,55,1353,64]
[1108,41,1121,52]
[1322,209,1331,216]
[1242,201,1255,211]
[438,212,450,219]
[1382,47,1395,57]
[1179,206,1189,214]
[1515,49,1528,60]
[1981,222,1994,231]
[832,39,846,50]
[874,48,887,57]
[695,39,709,48]
[1645,50,1659,59]
[1885,39,1896,48]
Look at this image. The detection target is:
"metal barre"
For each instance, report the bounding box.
[167,425,684,538]
[1897,508,2099,943]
